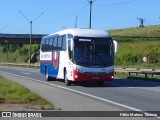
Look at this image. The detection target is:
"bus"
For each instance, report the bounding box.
[40,28,117,86]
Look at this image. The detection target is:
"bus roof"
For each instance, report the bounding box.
[47,28,111,38]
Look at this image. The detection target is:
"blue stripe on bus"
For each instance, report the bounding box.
[40,51,60,78]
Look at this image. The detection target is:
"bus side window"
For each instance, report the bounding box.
[62,35,66,50]
[68,40,73,61]
[68,34,73,39]
[51,38,54,50]
[53,37,57,50]
[45,39,49,51]
[57,36,62,50]
[41,39,46,51]
[48,38,53,51]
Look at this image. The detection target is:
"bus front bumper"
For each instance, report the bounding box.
[73,70,114,82]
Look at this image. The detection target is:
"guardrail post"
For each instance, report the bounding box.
[145,74,147,79]
[128,72,131,77]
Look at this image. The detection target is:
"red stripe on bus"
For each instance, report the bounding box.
[40,60,52,62]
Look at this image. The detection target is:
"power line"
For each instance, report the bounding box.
[0,25,8,32]
[95,0,138,7]
[42,5,88,24]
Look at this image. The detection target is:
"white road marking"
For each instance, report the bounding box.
[0,70,160,119]
[21,72,31,75]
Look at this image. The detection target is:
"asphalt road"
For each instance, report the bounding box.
[0,66,160,119]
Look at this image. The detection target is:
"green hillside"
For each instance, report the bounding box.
[109,25,160,68]
[108,25,160,37]
[115,41,160,67]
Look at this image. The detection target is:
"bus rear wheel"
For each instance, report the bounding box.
[64,70,71,86]
[45,68,52,81]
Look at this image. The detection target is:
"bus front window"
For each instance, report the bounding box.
[73,37,114,67]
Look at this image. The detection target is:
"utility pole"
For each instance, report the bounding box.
[19,11,43,64]
[75,15,77,28]
[0,25,8,61]
[87,0,96,29]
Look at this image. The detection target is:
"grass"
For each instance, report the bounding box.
[114,41,160,66]
[0,76,54,110]
[108,25,160,37]
[0,44,39,63]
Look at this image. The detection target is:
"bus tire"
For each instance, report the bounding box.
[64,70,71,86]
[45,67,51,81]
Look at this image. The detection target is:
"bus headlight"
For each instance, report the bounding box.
[75,75,78,78]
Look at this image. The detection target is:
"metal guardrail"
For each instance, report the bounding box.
[115,68,160,79]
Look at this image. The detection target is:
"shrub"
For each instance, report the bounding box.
[19,47,29,56]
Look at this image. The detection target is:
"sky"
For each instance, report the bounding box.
[0,0,160,34]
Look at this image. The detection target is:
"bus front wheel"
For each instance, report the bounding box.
[64,70,71,86]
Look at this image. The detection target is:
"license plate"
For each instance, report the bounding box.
[92,77,99,80]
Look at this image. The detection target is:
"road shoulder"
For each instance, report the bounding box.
[0,72,124,111]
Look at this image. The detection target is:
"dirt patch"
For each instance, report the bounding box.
[0,104,54,111]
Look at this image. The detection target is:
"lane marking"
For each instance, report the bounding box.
[21,72,31,75]
[0,70,160,119]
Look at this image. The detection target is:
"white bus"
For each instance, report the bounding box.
[40,28,117,86]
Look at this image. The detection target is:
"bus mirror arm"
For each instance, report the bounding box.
[113,40,118,53]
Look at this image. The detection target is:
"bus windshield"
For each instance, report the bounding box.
[73,37,114,67]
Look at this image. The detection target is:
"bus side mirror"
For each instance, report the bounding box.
[113,40,118,53]
[70,38,74,51]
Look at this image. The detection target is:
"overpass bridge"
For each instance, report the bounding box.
[0,33,46,44]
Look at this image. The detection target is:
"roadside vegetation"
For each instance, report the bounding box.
[0,44,39,63]
[108,25,160,69]
[114,41,160,68]
[0,76,54,110]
